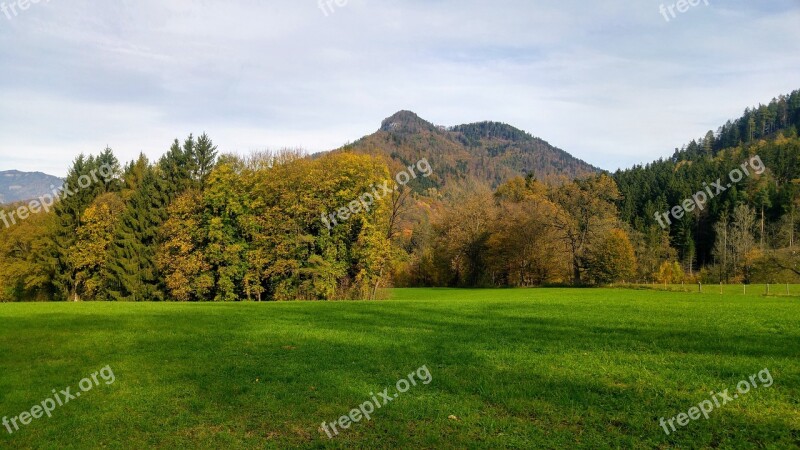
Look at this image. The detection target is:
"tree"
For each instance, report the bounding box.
[585,228,637,285]
[656,260,685,284]
[157,190,213,301]
[158,139,195,198]
[432,181,496,287]
[713,205,758,283]
[487,177,568,286]
[49,152,120,300]
[68,193,125,300]
[550,174,621,284]
[763,248,800,280]
[630,226,677,283]
[0,208,55,301]
[730,204,759,282]
[202,159,249,301]
[703,130,715,157]
[105,155,168,301]
[193,133,218,189]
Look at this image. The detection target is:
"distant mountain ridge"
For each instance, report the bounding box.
[338,111,600,188]
[0,170,63,205]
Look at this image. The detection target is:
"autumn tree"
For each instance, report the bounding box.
[487,177,568,286]
[157,190,213,301]
[68,193,125,300]
[585,228,637,284]
[713,204,758,282]
[550,174,621,284]
[0,208,55,301]
[156,151,392,301]
[432,180,496,287]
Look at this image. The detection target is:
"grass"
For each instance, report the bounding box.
[624,283,800,297]
[0,288,798,449]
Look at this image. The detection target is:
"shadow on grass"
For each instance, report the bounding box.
[0,300,798,448]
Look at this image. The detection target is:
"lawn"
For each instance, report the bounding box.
[1,288,798,449]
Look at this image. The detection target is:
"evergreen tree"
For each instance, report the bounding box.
[49,152,120,300]
[158,139,195,198]
[105,155,168,301]
[193,133,218,189]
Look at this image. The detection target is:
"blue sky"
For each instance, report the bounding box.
[0,0,799,176]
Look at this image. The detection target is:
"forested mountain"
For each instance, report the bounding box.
[335,111,599,188]
[615,90,800,282]
[0,170,63,204]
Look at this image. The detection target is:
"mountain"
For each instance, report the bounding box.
[335,111,600,188]
[0,170,63,205]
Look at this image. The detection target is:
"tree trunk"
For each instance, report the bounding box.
[572,258,581,285]
[371,267,384,301]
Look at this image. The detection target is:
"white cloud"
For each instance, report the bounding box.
[0,0,798,175]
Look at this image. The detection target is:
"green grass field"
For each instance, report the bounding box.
[628,283,800,297]
[1,289,798,449]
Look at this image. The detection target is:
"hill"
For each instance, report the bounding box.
[0,170,63,205]
[336,111,600,188]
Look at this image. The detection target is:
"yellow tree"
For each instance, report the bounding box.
[306,152,392,299]
[586,228,637,285]
[157,190,213,301]
[0,207,55,301]
[68,193,125,300]
[242,151,391,300]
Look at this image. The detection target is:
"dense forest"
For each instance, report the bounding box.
[614,90,800,284]
[0,92,798,302]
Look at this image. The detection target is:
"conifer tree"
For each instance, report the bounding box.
[193,133,218,189]
[105,155,168,301]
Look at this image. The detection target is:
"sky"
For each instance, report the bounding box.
[0,0,799,177]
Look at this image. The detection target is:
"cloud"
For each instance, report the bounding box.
[0,0,798,175]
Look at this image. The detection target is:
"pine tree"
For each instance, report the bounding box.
[703,130,715,157]
[105,155,168,301]
[193,133,218,189]
[158,139,195,198]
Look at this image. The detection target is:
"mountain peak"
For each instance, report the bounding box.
[380,111,437,134]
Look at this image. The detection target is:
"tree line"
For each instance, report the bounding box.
[0,135,642,301]
[0,136,394,301]
[0,91,798,301]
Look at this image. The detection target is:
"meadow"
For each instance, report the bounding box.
[1,288,798,449]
